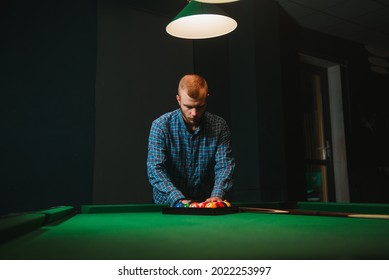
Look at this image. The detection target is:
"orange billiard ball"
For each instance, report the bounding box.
[205,202,217,208]
[189,202,199,208]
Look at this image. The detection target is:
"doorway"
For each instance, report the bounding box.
[300,64,334,201]
[299,54,350,202]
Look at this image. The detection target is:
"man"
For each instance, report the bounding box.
[147,74,235,206]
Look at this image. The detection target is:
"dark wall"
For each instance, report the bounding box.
[92,0,193,204]
[346,50,389,203]
[193,37,231,125]
[228,0,261,201]
[253,0,287,201]
[278,7,306,202]
[0,0,97,214]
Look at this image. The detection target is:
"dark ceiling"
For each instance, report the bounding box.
[276,0,389,55]
[130,0,389,56]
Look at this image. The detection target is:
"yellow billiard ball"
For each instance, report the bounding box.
[223,200,232,207]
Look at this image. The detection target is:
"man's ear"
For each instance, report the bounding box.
[176,94,180,105]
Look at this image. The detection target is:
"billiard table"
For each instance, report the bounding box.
[1,202,389,260]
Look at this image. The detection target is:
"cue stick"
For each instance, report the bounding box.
[239,207,389,220]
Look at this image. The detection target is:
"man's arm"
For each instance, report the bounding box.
[147,121,185,206]
[210,121,235,200]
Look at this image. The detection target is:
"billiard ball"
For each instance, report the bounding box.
[205,202,217,208]
[215,201,225,208]
[174,202,183,208]
[190,202,199,208]
[182,202,190,207]
[197,202,206,208]
[223,200,232,207]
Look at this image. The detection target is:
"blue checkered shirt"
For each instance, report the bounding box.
[147,109,235,206]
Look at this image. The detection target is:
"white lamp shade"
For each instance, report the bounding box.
[166,14,237,39]
[166,1,237,39]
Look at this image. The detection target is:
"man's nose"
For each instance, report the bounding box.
[190,108,197,117]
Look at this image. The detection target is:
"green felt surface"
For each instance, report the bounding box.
[1,209,389,260]
[0,213,46,244]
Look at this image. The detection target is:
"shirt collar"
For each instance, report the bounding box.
[176,109,205,135]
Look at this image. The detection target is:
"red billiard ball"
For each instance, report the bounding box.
[197,202,206,208]
[216,201,225,208]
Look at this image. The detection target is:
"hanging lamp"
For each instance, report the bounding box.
[166,0,237,39]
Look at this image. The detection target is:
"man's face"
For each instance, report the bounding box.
[176,89,207,129]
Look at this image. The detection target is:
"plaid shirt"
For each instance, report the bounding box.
[147,109,235,206]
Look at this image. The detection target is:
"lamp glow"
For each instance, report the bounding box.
[166,1,237,39]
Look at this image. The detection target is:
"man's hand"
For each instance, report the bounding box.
[205,197,222,203]
[180,199,192,204]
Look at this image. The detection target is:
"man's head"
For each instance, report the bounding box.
[176,74,209,131]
